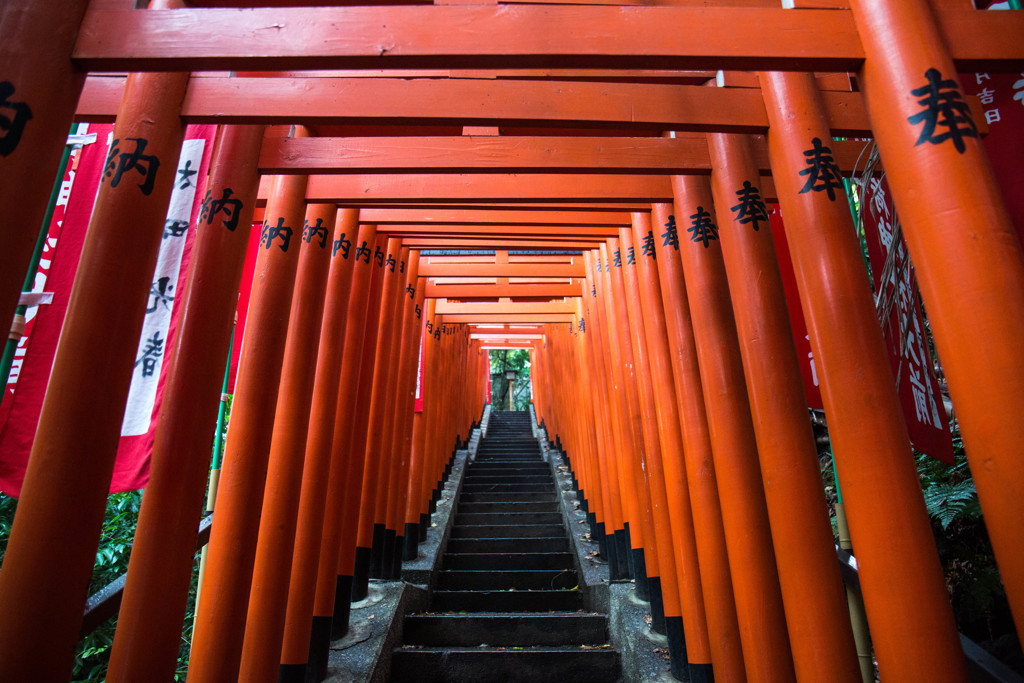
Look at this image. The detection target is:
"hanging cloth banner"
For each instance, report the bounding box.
[112,126,216,491]
[861,176,954,464]
[962,70,1024,251]
[0,124,112,496]
[0,125,216,496]
[767,204,826,411]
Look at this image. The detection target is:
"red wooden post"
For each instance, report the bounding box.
[106,124,265,683]
[760,70,968,681]
[851,0,1024,638]
[0,13,189,676]
[707,130,860,682]
[238,202,336,683]
[188,149,310,682]
[277,210,361,680]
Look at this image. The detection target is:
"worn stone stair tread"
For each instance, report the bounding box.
[450,523,565,538]
[443,552,574,570]
[431,589,581,612]
[437,568,578,590]
[402,612,609,646]
[390,646,621,683]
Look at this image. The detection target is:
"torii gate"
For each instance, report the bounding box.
[0,1,1023,682]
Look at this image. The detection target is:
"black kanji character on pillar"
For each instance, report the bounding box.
[0,81,32,157]
[613,249,622,268]
[406,283,415,300]
[731,181,770,231]
[433,328,441,341]
[426,321,433,334]
[798,137,844,201]
[907,68,979,154]
[591,284,597,298]
[355,240,371,263]
[400,260,406,274]
[261,217,294,252]
[626,246,636,265]
[415,304,422,319]
[146,276,174,314]
[642,230,657,259]
[662,215,679,250]
[333,232,351,259]
[386,254,397,272]
[104,137,160,196]
[597,257,603,273]
[302,218,329,248]
[374,245,385,267]
[687,206,719,248]
[200,188,244,232]
[135,331,165,378]
[578,317,586,333]
[163,219,188,239]
[176,160,197,189]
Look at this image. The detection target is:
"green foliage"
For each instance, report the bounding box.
[490,349,532,411]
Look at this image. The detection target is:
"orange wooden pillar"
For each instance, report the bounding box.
[384,252,424,579]
[760,70,968,681]
[667,180,796,683]
[106,124,265,683]
[238,202,336,683]
[352,237,405,596]
[402,281,430,560]
[594,243,638,580]
[606,237,658,600]
[851,0,1024,638]
[707,131,860,682]
[647,204,745,683]
[0,23,188,678]
[0,0,91,342]
[187,160,309,682]
[277,212,363,681]
[306,228,384,679]
[582,252,624,569]
[628,215,716,682]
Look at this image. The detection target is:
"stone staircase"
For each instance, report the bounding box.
[391,410,621,682]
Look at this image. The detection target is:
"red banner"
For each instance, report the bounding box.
[962,70,1024,251]
[861,177,954,464]
[767,204,825,411]
[0,124,218,495]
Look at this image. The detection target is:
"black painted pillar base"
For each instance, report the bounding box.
[379,528,396,578]
[665,616,688,681]
[331,574,353,638]
[419,512,429,541]
[402,522,419,560]
[429,495,438,514]
[595,521,608,560]
[579,493,588,513]
[688,662,715,683]
[351,546,371,601]
[614,528,631,580]
[632,548,650,601]
[623,524,635,577]
[606,531,621,579]
[368,523,386,578]
[306,615,332,683]
[648,576,666,635]
[279,662,306,683]
[389,535,403,579]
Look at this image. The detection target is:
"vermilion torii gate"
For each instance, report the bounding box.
[0,0,1023,681]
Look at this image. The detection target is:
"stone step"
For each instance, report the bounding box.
[391,645,620,683]
[437,569,577,591]
[443,552,574,571]
[463,474,553,484]
[461,483,554,493]
[456,501,558,514]
[455,512,563,526]
[402,612,608,646]
[459,492,557,504]
[431,589,581,612]
[446,537,569,554]
[450,524,564,539]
